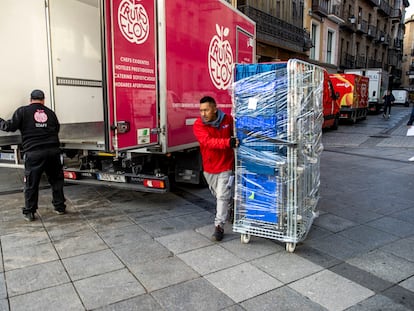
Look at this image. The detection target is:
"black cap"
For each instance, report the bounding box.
[30,89,45,100]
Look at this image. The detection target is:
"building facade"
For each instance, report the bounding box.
[229,0,408,88]
[233,0,312,62]
[305,0,344,73]
[402,15,414,90]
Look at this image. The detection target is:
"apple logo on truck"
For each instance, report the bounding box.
[208,24,234,90]
[118,0,149,44]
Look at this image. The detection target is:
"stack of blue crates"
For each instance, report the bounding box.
[234,63,289,224]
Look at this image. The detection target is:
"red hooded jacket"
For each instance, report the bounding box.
[193,113,235,174]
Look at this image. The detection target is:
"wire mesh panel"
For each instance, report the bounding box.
[232,59,324,252]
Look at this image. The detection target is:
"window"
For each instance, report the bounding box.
[310,23,318,60]
[327,30,334,64]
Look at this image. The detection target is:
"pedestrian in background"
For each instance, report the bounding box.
[382,89,395,119]
[407,103,414,127]
[0,89,66,221]
[193,96,238,241]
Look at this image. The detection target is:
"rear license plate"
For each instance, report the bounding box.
[97,173,126,183]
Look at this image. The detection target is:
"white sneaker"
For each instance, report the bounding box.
[409,156,414,162]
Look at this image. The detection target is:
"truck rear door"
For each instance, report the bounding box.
[105,0,158,151]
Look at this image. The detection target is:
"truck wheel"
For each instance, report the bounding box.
[351,112,357,124]
[361,109,367,120]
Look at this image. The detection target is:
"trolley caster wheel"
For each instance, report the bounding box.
[241,234,250,244]
[285,243,296,253]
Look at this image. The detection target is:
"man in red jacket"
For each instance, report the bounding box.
[193,96,238,241]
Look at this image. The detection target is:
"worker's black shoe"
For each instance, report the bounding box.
[23,212,35,222]
[54,209,66,215]
[211,225,224,242]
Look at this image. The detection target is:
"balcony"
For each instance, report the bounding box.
[355,55,367,68]
[328,4,345,24]
[375,31,389,45]
[238,5,311,53]
[312,0,329,17]
[391,68,402,82]
[340,12,357,32]
[367,24,377,38]
[378,0,391,16]
[340,52,355,68]
[390,38,403,50]
[356,20,368,33]
[388,50,400,67]
[368,58,382,67]
[379,34,390,45]
[390,8,402,21]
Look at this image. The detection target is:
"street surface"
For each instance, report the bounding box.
[0,106,413,310]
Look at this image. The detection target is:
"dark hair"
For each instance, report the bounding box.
[30,89,45,100]
[200,96,216,106]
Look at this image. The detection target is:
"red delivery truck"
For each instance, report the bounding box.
[322,70,340,130]
[329,73,369,123]
[0,0,256,192]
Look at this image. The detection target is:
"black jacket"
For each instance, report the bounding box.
[0,103,60,152]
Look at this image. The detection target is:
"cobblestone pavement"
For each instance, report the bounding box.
[0,107,413,311]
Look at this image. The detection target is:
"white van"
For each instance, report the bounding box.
[392,89,410,107]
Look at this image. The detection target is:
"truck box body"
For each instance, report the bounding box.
[322,70,340,130]
[392,89,409,106]
[344,68,389,113]
[329,73,369,123]
[0,0,256,192]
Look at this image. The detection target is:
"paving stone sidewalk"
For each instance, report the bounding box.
[0,107,413,310]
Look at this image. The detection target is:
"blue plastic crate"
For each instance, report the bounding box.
[235,63,287,81]
[241,172,278,223]
[238,158,276,175]
[236,115,278,129]
[234,64,288,116]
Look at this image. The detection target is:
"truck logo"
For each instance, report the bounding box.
[208,24,234,90]
[118,0,149,45]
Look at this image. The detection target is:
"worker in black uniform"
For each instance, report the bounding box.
[0,89,66,221]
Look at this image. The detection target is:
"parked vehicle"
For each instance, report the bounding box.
[329,73,369,123]
[345,68,389,113]
[322,70,340,130]
[0,0,256,192]
[392,89,410,107]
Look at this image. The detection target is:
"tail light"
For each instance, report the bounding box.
[143,179,165,189]
[64,171,77,180]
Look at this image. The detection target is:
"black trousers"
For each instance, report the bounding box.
[23,148,65,214]
[383,103,392,115]
[408,105,414,126]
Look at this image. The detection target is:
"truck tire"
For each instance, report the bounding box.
[361,108,367,120]
[351,111,357,124]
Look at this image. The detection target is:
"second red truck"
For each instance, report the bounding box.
[329,73,369,123]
